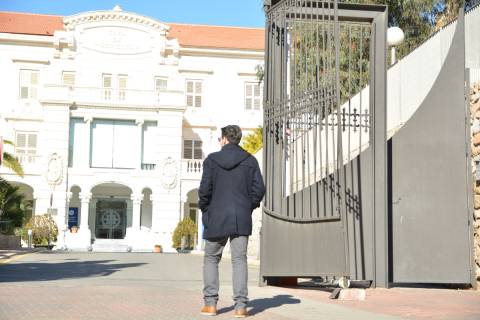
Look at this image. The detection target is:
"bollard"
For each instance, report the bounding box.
[27,229,32,249]
[180,236,186,251]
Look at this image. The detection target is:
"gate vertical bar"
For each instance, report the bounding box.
[371,8,388,288]
[333,0,350,279]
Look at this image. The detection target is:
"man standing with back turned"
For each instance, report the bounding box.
[199,125,265,318]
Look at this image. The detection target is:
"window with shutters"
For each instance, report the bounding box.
[90,119,137,169]
[155,77,168,91]
[62,71,75,88]
[183,139,203,159]
[118,75,127,101]
[15,132,37,163]
[155,77,167,102]
[245,82,262,111]
[102,74,112,100]
[19,69,39,99]
[68,118,84,168]
[142,121,158,167]
[186,79,202,107]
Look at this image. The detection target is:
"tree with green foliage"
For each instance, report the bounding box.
[241,127,263,155]
[1,139,24,177]
[0,178,28,234]
[343,0,437,59]
[432,0,479,30]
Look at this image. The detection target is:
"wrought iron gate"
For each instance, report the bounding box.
[262,1,475,288]
[261,0,388,287]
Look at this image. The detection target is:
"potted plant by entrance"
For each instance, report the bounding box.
[172,217,196,253]
[154,244,162,253]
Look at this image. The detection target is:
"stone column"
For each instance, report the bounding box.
[79,192,91,231]
[136,119,144,170]
[131,193,143,231]
[78,192,92,249]
[150,194,161,232]
[64,191,72,229]
[126,199,133,230]
[89,198,98,235]
[84,116,92,168]
[180,195,187,221]
[32,192,38,217]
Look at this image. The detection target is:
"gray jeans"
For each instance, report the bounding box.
[203,235,248,309]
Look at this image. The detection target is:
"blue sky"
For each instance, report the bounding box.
[0,0,266,27]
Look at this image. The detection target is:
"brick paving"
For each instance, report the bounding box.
[0,251,478,320]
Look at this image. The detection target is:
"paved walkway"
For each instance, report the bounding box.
[0,251,478,320]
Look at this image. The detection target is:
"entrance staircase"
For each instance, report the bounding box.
[91,239,131,252]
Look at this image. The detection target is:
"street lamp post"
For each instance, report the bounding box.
[387,27,405,65]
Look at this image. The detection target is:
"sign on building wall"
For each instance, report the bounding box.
[68,207,79,228]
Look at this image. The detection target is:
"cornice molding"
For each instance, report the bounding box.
[69,103,187,113]
[178,47,264,59]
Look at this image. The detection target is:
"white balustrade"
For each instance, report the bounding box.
[41,85,184,108]
[181,159,203,180]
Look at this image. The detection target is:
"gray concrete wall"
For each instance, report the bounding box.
[0,235,21,249]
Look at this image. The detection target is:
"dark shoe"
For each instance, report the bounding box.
[200,305,217,316]
[234,308,248,318]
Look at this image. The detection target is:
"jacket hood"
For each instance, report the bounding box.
[210,144,251,170]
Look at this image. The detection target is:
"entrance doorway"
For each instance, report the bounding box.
[95,200,126,239]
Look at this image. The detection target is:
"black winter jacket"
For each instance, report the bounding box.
[198,143,265,240]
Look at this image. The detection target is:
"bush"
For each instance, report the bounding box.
[22,214,58,246]
[172,217,197,249]
[241,127,263,155]
[0,178,27,233]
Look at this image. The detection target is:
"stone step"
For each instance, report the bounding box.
[91,240,130,252]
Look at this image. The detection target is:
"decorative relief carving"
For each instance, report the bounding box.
[46,153,63,186]
[160,157,178,190]
[81,27,152,55]
[63,9,180,64]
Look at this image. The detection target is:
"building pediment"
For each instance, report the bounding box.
[60,6,178,61]
[64,6,170,34]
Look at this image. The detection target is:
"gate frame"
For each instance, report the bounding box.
[261,1,389,287]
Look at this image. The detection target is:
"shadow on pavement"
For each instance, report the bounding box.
[217,294,301,316]
[0,259,146,282]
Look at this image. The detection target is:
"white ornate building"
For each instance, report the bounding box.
[0,6,264,252]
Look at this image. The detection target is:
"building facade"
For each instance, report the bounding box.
[0,6,264,252]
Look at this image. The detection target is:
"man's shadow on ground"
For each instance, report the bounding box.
[217,294,301,316]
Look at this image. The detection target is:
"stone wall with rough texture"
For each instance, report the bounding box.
[470,82,480,287]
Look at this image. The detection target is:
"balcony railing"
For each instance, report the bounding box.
[141,163,156,170]
[41,85,184,108]
[15,154,39,164]
[181,159,203,180]
[8,154,43,174]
